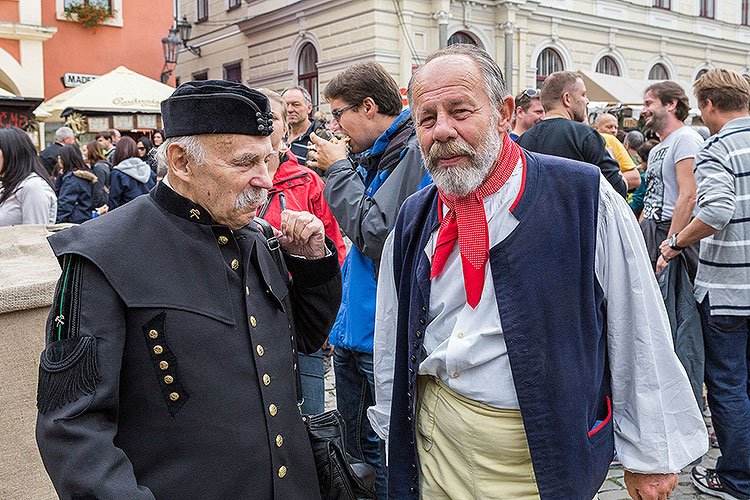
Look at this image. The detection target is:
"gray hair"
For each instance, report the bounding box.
[407,43,506,111]
[55,126,74,141]
[624,130,645,150]
[155,135,207,171]
[281,85,313,106]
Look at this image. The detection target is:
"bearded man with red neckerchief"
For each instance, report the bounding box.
[369,44,707,500]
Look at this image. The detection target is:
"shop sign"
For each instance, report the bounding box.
[0,109,32,129]
[62,73,100,88]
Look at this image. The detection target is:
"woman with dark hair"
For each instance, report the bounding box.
[152,129,165,147]
[108,136,156,209]
[86,140,111,189]
[136,136,158,173]
[56,143,106,223]
[0,127,57,225]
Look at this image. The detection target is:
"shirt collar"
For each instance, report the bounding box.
[369,108,412,156]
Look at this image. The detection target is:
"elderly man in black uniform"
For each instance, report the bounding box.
[35,81,342,500]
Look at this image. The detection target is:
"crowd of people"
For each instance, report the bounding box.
[0,126,161,225]
[1,42,748,500]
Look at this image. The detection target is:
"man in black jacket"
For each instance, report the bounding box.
[517,71,627,198]
[36,81,342,500]
[39,126,74,176]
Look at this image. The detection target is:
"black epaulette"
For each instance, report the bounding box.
[37,254,101,414]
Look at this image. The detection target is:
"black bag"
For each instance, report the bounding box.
[253,217,378,500]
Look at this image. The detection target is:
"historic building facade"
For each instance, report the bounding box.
[176,0,750,110]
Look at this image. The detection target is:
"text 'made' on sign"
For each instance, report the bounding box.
[62,73,101,88]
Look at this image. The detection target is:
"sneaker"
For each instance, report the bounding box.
[692,465,743,500]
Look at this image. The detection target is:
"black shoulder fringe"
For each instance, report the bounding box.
[37,335,101,414]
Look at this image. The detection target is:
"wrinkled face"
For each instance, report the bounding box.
[284,89,312,126]
[642,90,670,131]
[411,55,510,197]
[184,134,273,229]
[516,98,545,132]
[597,115,618,135]
[268,98,288,151]
[568,78,589,123]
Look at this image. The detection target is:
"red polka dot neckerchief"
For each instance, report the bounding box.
[430,135,521,308]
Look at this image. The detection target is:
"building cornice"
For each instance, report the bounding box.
[530,8,750,56]
[0,22,56,42]
[238,0,351,37]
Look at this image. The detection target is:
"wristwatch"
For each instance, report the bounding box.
[668,233,685,251]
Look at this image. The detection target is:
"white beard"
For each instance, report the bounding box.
[423,124,503,198]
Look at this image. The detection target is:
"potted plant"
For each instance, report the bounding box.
[63,1,115,30]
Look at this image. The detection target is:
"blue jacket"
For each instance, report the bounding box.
[56,169,103,224]
[325,110,429,353]
[388,150,612,499]
[109,158,157,209]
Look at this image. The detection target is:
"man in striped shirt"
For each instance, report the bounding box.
[659,68,750,500]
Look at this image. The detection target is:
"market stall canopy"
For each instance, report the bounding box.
[34,66,174,122]
[579,70,698,109]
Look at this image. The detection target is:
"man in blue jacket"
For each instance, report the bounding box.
[371,43,706,500]
[308,61,428,498]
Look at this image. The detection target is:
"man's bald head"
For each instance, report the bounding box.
[594,113,618,135]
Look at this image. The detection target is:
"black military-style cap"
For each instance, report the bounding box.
[160,80,273,138]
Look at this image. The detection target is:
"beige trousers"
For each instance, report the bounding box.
[416,375,542,500]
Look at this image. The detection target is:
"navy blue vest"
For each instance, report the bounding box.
[388,150,613,499]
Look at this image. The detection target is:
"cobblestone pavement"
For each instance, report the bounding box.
[325,367,719,499]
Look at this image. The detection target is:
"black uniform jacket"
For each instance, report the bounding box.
[36,181,342,500]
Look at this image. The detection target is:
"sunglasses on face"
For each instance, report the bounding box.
[137,147,146,151]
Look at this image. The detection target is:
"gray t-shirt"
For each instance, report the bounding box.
[642,126,703,222]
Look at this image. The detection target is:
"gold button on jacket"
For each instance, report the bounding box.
[275,434,283,447]
[263,374,271,386]
[268,404,277,416]
[250,315,257,327]
[256,344,264,356]
[159,360,169,370]
[231,259,240,270]
[148,329,159,339]
[164,375,174,384]
[169,392,180,401]
[153,345,163,355]
[278,466,287,478]
[217,236,228,245]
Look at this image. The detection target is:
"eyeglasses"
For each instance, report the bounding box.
[137,147,146,151]
[331,104,357,123]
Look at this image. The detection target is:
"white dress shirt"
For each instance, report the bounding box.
[369,160,708,474]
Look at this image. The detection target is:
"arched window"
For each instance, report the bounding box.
[595,56,620,76]
[536,48,563,87]
[648,63,669,80]
[448,31,477,46]
[297,43,318,109]
[695,68,709,81]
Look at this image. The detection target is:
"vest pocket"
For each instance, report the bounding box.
[587,396,612,442]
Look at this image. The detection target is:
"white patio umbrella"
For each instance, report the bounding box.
[34,66,174,122]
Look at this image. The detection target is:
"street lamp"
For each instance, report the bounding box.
[177,16,201,57]
[160,27,180,83]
